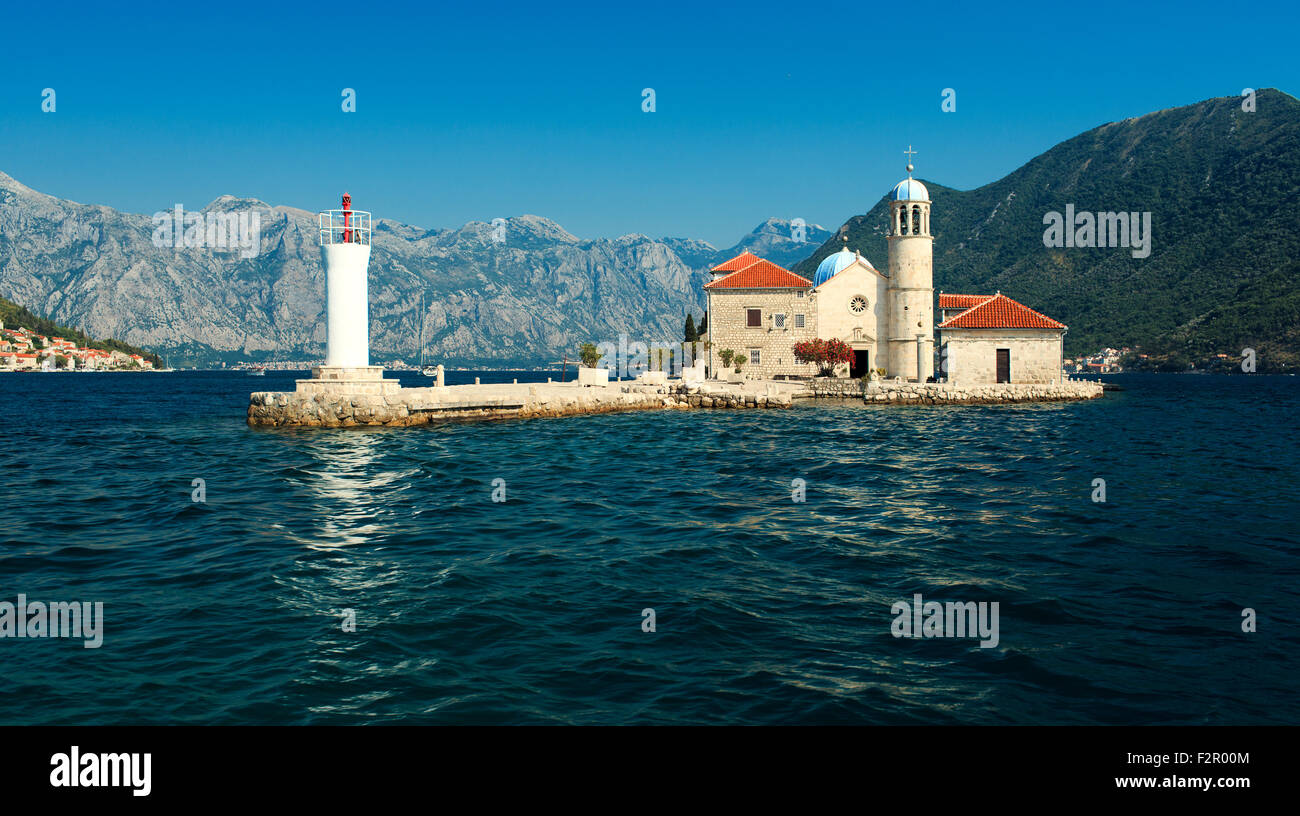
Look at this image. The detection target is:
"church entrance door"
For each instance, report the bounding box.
[851,349,869,378]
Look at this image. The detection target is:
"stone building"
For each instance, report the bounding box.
[704,159,938,381]
[702,154,1068,384]
[702,256,818,378]
[936,293,1066,385]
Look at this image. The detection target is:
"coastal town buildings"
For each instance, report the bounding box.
[0,321,153,371]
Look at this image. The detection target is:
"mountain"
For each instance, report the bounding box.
[713,217,832,269]
[0,173,822,367]
[795,88,1300,370]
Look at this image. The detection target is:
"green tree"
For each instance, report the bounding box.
[578,341,603,368]
[698,312,707,336]
[719,348,735,368]
[684,314,698,343]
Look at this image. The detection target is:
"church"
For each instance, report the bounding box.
[703,156,1068,386]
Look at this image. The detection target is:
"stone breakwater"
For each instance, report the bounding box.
[247,380,803,428]
[248,377,1103,428]
[800,378,1104,404]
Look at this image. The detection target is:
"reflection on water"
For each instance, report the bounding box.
[303,431,386,549]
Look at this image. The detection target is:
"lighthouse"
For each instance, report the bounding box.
[322,193,371,368]
[297,194,399,397]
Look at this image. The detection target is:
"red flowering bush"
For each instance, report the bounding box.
[793,338,854,376]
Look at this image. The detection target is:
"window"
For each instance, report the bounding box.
[794,313,805,328]
[796,290,805,298]
[774,313,786,329]
[849,295,868,313]
[746,309,762,327]
[750,349,761,364]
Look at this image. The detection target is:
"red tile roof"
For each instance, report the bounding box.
[704,258,812,290]
[710,250,761,273]
[937,293,1066,330]
[938,293,993,310]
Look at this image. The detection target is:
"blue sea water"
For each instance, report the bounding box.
[0,370,1296,725]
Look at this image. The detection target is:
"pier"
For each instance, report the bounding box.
[247,376,1103,427]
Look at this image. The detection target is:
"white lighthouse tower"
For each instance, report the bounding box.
[297,194,399,397]
[323,193,371,368]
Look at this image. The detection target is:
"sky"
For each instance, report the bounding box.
[1,0,1296,247]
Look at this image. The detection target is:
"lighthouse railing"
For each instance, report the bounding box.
[319,210,372,246]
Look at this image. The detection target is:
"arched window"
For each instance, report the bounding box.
[911,205,920,234]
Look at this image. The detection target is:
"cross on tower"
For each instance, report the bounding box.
[904,145,917,175]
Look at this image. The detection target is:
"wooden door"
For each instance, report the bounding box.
[996,349,1010,383]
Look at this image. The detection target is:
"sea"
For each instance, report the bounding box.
[0,370,1296,725]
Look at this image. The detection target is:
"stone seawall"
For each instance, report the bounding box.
[247,380,802,428]
[248,377,1103,428]
[799,378,1104,404]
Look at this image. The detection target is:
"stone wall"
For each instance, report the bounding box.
[801,378,866,398]
[857,379,1102,404]
[247,376,1102,428]
[798,377,1101,404]
[248,381,801,428]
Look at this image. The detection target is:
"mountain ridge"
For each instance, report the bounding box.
[0,176,823,366]
[795,88,1300,369]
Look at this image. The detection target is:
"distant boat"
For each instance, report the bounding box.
[248,366,267,376]
[417,290,434,376]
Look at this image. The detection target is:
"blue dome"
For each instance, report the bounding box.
[813,247,858,288]
[891,178,929,201]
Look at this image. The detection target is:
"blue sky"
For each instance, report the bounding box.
[1,0,1295,247]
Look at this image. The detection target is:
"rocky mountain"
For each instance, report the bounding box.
[713,217,832,269]
[0,172,821,367]
[795,88,1300,370]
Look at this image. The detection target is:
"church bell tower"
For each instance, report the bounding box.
[886,146,934,382]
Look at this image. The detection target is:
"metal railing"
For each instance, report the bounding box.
[319,210,372,246]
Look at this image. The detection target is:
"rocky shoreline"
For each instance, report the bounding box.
[248,376,1102,428]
